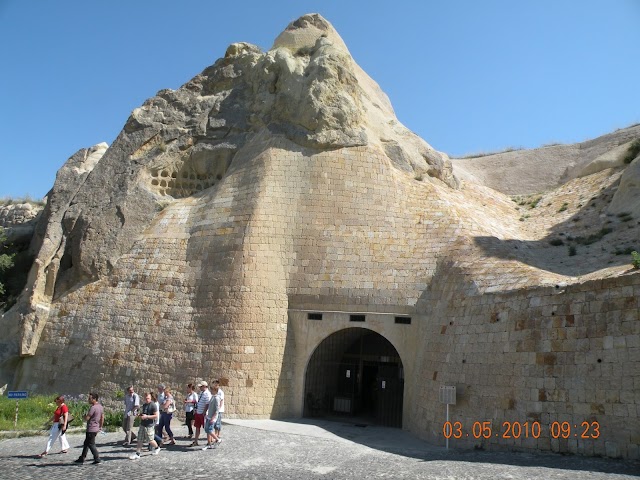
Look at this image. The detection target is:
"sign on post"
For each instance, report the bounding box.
[439,386,456,405]
[8,391,28,399]
[439,386,456,450]
[7,391,28,429]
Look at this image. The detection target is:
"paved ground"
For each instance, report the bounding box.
[0,418,638,479]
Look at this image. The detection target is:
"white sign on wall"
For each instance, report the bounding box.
[439,385,456,405]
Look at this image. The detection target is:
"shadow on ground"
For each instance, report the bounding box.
[274,417,640,477]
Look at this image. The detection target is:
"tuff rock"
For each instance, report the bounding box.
[1,13,639,459]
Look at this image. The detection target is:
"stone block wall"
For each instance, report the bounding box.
[17,135,466,416]
[412,268,640,459]
[14,133,638,459]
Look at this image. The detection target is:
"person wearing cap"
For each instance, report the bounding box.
[190,381,211,447]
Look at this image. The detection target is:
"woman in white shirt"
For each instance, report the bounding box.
[159,387,177,445]
[183,383,198,439]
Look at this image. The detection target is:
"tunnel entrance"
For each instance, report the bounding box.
[303,328,403,427]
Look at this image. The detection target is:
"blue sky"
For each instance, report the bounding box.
[1,1,639,199]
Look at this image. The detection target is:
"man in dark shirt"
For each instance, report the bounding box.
[74,392,104,465]
[129,392,161,460]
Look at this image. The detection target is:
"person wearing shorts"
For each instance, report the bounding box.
[191,381,211,447]
[202,392,220,450]
[129,392,160,460]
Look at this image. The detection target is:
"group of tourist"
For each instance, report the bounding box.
[125,379,225,460]
[36,379,225,464]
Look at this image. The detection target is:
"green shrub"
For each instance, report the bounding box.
[0,233,33,311]
[575,227,613,246]
[0,394,123,432]
[0,228,14,298]
[529,196,542,209]
[103,410,124,431]
[616,212,633,222]
[549,238,564,246]
[568,245,577,256]
[0,395,53,431]
[632,251,640,269]
[558,203,568,213]
[0,195,45,207]
[623,139,640,164]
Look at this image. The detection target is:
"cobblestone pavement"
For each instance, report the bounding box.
[0,420,638,479]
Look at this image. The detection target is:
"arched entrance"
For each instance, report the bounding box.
[303,328,404,427]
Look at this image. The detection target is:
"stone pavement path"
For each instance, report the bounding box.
[0,421,638,479]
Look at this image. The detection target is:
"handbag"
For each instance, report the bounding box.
[58,409,73,434]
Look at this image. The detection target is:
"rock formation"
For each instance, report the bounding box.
[0,202,43,244]
[1,14,638,459]
[452,124,640,195]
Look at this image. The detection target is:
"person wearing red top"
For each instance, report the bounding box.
[37,395,70,457]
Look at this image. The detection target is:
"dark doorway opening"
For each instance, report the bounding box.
[304,328,403,427]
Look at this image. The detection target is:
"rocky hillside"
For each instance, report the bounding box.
[452,124,640,195]
[0,15,638,453]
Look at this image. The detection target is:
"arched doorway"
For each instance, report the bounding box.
[303,328,404,427]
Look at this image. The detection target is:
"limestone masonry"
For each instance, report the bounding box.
[1,14,638,459]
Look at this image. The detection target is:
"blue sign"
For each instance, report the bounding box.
[7,391,28,399]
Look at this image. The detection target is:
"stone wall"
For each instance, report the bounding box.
[14,135,510,414]
[11,133,639,459]
[412,267,640,459]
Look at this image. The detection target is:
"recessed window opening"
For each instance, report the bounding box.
[350,314,366,322]
[308,313,323,321]
[395,316,412,325]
